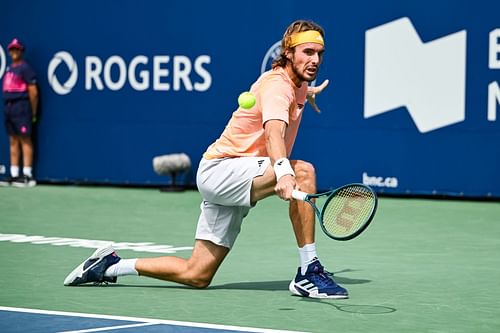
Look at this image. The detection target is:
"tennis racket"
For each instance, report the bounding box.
[292,183,377,241]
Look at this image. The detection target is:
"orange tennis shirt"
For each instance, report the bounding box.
[203,67,308,159]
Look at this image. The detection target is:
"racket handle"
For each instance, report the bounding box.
[291,190,308,201]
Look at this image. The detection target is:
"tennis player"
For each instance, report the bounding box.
[64,19,348,299]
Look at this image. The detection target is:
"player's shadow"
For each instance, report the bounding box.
[298,297,397,315]
[102,268,370,291]
[211,269,370,291]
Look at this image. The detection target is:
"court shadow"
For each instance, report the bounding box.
[211,280,288,291]
[89,269,371,291]
[211,273,371,291]
[299,297,397,314]
[100,281,291,291]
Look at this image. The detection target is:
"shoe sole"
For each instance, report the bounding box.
[11,181,36,188]
[63,244,115,286]
[289,280,349,299]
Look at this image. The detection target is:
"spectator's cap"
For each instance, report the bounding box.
[8,38,24,51]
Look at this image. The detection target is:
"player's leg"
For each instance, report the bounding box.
[288,160,316,247]
[135,239,229,288]
[250,159,349,299]
[64,158,253,287]
[134,158,257,287]
[250,159,316,247]
[288,161,348,298]
[63,201,240,288]
[249,163,276,203]
[64,236,230,288]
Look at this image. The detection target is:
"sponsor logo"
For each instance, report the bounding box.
[47,51,78,95]
[365,18,500,131]
[362,172,398,188]
[0,44,6,79]
[47,51,212,94]
[364,17,467,133]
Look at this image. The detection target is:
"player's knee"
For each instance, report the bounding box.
[183,267,215,289]
[293,160,316,191]
[188,275,213,289]
[191,280,211,289]
[294,160,316,180]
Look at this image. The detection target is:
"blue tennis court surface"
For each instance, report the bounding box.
[0,307,304,333]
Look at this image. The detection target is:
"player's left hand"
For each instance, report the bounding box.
[306,79,329,113]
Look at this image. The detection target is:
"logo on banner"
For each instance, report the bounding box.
[47,51,78,95]
[46,51,211,93]
[364,17,467,133]
[0,44,6,79]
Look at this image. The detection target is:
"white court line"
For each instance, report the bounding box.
[0,233,192,254]
[57,322,157,333]
[0,306,309,333]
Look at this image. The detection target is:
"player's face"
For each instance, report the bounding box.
[288,42,324,84]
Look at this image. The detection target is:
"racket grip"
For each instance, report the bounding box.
[291,190,308,201]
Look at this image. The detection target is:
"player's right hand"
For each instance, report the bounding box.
[274,174,296,201]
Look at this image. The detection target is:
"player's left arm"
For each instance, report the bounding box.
[306,79,329,113]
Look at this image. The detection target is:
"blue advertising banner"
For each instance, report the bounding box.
[1,0,499,198]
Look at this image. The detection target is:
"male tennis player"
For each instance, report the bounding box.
[64,20,348,299]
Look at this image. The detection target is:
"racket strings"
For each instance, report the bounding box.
[322,186,375,237]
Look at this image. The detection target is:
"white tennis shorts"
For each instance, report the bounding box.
[195,157,271,249]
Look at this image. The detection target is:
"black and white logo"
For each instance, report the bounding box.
[364,17,467,133]
[47,51,78,95]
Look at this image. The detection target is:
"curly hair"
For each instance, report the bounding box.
[272,20,325,69]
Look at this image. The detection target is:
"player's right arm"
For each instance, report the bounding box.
[264,119,296,200]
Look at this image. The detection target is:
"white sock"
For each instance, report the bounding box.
[11,166,19,178]
[23,166,32,177]
[104,258,139,277]
[298,243,318,275]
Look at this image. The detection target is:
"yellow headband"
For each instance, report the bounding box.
[289,30,324,48]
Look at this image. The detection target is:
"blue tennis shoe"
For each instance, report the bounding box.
[289,258,348,299]
[64,245,121,286]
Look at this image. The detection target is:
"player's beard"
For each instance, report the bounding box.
[291,61,318,83]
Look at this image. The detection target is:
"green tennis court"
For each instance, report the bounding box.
[1,185,499,332]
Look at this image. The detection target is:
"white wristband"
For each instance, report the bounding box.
[273,158,295,181]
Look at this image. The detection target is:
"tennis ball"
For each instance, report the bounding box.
[238,92,256,109]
